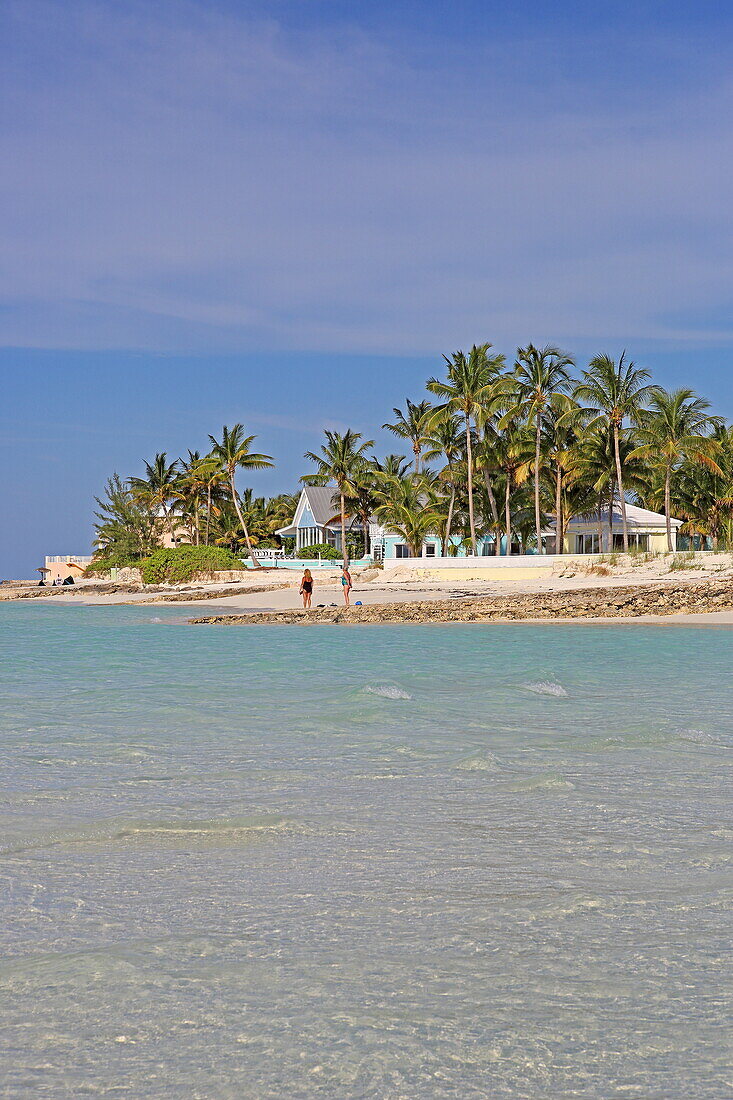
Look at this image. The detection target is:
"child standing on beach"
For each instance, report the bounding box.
[341,564,352,606]
[300,568,314,609]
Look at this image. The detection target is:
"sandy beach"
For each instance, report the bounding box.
[6,554,733,625]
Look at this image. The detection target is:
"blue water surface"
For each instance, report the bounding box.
[1,602,731,1098]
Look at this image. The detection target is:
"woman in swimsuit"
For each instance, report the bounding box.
[341,564,352,606]
[300,568,314,609]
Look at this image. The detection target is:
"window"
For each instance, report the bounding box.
[577,533,600,554]
[424,543,436,557]
[613,532,649,552]
[395,544,410,558]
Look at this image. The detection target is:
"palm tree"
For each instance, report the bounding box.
[341,461,379,557]
[574,352,656,552]
[176,450,213,546]
[423,411,464,555]
[208,425,273,566]
[567,425,646,552]
[383,399,433,473]
[196,454,227,546]
[262,493,299,548]
[427,343,505,554]
[491,402,534,555]
[547,396,584,554]
[211,501,248,555]
[371,454,411,481]
[511,345,574,554]
[630,389,722,551]
[674,424,733,549]
[129,453,181,535]
[474,369,514,555]
[373,473,441,557]
[303,429,374,565]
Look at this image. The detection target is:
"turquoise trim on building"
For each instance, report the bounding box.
[381,533,496,558]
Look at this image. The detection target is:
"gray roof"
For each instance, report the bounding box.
[567,501,682,529]
[302,485,341,526]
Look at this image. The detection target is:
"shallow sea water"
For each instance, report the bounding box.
[1,603,731,1098]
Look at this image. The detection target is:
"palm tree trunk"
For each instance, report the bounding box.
[613,423,629,553]
[340,490,348,566]
[465,418,477,555]
[362,512,370,557]
[414,445,420,475]
[664,465,673,552]
[205,485,212,546]
[504,474,512,557]
[482,468,501,555]
[608,481,615,552]
[444,484,456,556]
[230,471,261,569]
[534,420,542,553]
[555,464,562,555]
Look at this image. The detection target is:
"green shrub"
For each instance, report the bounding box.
[140,545,244,584]
[85,550,141,575]
[298,543,342,560]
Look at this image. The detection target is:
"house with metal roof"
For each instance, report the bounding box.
[276,486,351,554]
[277,486,495,559]
[279,487,682,560]
[558,501,682,554]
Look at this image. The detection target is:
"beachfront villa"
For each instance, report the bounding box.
[277,486,497,558]
[40,555,94,583]
[276,486,351,553]
[279,488,680,560]
[560,502,682,554]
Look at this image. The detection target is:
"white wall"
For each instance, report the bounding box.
[383,554,564,570]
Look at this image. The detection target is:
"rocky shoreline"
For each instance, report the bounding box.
[191,578,733,625]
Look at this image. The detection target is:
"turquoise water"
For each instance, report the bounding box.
[1,603,731,1098]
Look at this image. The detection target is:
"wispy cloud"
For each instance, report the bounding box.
[2,0,733,354]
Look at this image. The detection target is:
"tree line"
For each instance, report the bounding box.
[94,344,733,566]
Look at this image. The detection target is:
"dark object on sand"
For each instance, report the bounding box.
[62,576,75,585]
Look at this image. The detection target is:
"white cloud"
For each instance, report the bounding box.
[1,0,732,354]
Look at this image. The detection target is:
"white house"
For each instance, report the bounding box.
[559,502,682,554]
[279,488,681,561]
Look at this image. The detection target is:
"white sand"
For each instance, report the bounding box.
[21,553,733,625]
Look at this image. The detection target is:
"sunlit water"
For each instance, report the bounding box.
[1,603,731,1098]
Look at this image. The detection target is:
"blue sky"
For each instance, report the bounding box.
[2,0,733,577]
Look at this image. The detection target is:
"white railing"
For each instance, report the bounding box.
[45,555,93,565]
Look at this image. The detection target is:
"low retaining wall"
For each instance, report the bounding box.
[382,553,593,581]
[251,557,372,571]
[384,553,584,570]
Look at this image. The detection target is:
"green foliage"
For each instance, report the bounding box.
[86,549,141,574]
[92,474,160,564]
[140,545,244,584]
[298,543,341,560]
